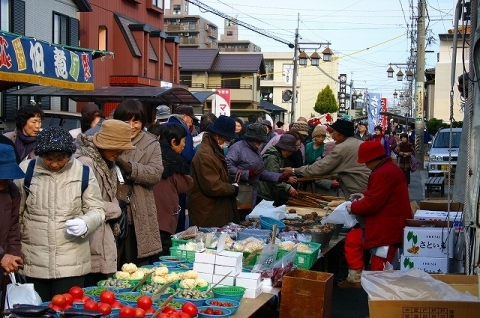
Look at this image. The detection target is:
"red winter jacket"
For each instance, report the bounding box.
[351,158,412,249]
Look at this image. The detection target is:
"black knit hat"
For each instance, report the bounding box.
[208,115,236,139]
[35,126,76,156]
[243,123,267,142]
[275,134,298,152]
[330,119,354,137]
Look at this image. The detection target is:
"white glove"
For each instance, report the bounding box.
[349,193,364,201]
[66,218,88,236]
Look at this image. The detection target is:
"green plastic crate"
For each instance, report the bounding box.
[171,238,191,248]
[169,246,196,262]
[277,241,322,270]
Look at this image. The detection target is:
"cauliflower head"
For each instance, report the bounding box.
[152,276,167,284]
[129,271,145,280]
[195,278,208,288]
[121,263,138,274]
[115,271,130,279]
[179,278,197,289]
[154,267,169,277]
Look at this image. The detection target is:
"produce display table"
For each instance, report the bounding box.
[236,293,276,317]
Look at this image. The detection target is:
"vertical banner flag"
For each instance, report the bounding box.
[214,89,231,116]
[338,74,347,115]
[367,93,381,134]
[381,97,388,129]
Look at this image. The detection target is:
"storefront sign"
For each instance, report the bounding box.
[0,32,94,90]
[337,74,347,114]
[367,93,381,134]
[214,89,231,116]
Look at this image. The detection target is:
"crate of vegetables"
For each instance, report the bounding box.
[277,241,321,270]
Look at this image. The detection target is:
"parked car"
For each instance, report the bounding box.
[42,110,81,131]
[427,127,462,177]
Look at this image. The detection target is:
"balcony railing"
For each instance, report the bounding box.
[218,47,250,52]
[190,83,205,88]
[206,84,252,89]
[180,38,199,45]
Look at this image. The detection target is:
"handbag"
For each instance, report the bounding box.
[235,170,254,210]
[2,273,42,310]
[409,154,420,172]
[109,185,133,241]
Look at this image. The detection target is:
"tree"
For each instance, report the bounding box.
[426,118,463,136]
[314,85,338,114]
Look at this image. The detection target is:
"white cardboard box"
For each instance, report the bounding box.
[193,262,214,274]
[403,226,455,258]
[214,264,241,276]
[216,250,243,268]
[212,273,236,286]
[243,285,262,299]
[400,254,450,274]
[235,272,262,289]
[195,251,216,264]
[414,210,463,232]
[197,272,213,284]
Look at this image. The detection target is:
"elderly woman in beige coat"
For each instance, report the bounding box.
[75,120,136,286]
[113,100,163,266]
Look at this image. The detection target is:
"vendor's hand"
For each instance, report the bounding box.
[66,218,88,236]
[278,173,290,183]
[349,193,364,201]
[346,203,352,213]
[0,254,23,273]
[287,176,297,184]
[288,187,298,196]
[331,180,340,188]
[232,183,239,197]
[115,157,132,174]
[280,167,293,176]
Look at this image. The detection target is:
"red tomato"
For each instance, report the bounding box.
[158,314,169,318]
[98,303,112,316]
[81,295,92,303]
[145,308,156,314]
[51,294,66,309]
[177,312,190,318]
[83,300,99,311]
[181,302,198,317]
[119,306,136,318]
[63,293,73,306]
[72,298,83,303]
[134,308,146,317]
[162,306,177,314]
[136,295,153,310]
[111,300,123,308]
[100,290,116,305]
[69,286,83,299]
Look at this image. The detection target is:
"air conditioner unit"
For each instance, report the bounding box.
[184,32,189,37]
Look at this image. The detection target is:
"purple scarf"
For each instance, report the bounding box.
[15,130,37,160]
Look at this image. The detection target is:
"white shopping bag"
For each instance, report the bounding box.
[321,201,358,228]
[247,200,286,220]
[5,273,42,308]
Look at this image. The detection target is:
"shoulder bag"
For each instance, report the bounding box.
[235,170,254,210]
[409,154,420,172]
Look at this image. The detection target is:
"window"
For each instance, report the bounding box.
[53,12,68,44]
[221,73,240,89]
[227,31,233,36]
[264,60,274,80]
[173,4,180,14]
[152,0,163,9]
[0,0,9,31]
[180,72,192,87]
[98,26,107,50]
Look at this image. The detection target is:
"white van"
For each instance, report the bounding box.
[427,128,462,177]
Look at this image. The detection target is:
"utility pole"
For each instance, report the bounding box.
[414,0,426,166]
[291,13,300,124]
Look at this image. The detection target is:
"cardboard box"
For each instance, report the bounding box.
[195,251,216,264]
[280,270,333,318]
[414,210,463,232]
[193,262,214,274]
[419,200,462,212]
[214,264,241,276]
[236,272,262,289]
[368,274,480,318]
[216,250,243,268]
[243,285,262,299]
[400,254,451,274]
[403,221,455,258]
[212,273,236,286]
[197,272,213,284]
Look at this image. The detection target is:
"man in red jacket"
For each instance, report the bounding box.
[338,141,412,289]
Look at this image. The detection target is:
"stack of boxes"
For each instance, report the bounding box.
[236,272,262,299]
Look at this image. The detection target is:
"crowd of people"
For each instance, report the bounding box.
[0,102,414,300]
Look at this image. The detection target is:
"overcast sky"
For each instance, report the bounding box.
[174,0,456,100]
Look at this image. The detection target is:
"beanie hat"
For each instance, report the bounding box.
[261,119,272,130]
[290,121,309,136]
[312,125,327,138]
[243,123,267,142]
[35,126,76,156]
[155,105,171,120]
[208,115,237,139]
[275,134,298,152]
[330,119,354,137]
[93,120,136,150]
[357,121,367,127]
[81,103,100,116]
[175,105,199,123]
[357,141,387,163]
[0,144,25,179]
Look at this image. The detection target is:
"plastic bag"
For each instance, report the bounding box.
[252,244,279,273]
[5,273,42,309]
[247,200,286,220]
[361,269,479,301]
[321,201,358,228]
[256,247,296,287]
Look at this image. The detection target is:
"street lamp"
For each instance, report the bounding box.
[387,63,415,82]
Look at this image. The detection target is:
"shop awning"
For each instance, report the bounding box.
[191,91,215,103]
[9,85,202,105]
[0,31,113,91]
[260,100,287,112]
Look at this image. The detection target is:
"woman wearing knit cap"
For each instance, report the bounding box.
[226,123,295,207]
[258,134,299,206]
[15,126,105,301]
[260,119,277,151]
[74,120,136,286]
[305,125,327,165]
[4,104,44,162]
[113,99,163,266]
